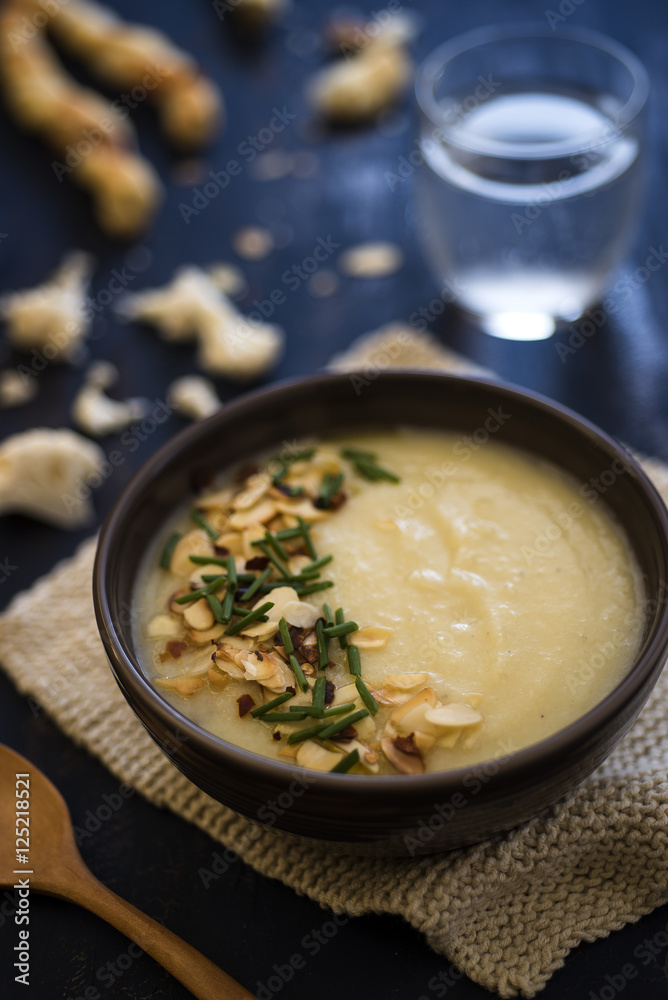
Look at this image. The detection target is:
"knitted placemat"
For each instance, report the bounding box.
[2,325,668,998]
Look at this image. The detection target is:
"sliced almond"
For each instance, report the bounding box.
[228,499,276,530]
[332,683,358,706]
[381,736,424,775]
[242,618,280,640]
[187,623,225,645]
[156,676,204,696]
[214,531,243,556]
[196,486,235,508]
[169,588,190,614]
[287,554,311,575]
[282,600,320,629]
[412,731,436,756]
[273,498,331,521]
[234,473,271,510]
[207,667,229,691]
[189,563,228,589]
[297,740,344,771]
[256,586,299,621]
[437,730,461,749]
[240,650,281,681]
[338,738,379,773]
[170,529,214,575]
[354,626,393,649]
[183,597,215,631]
[147,614,182,638]
[242,524,267,559]
[424,703,483,729]
[385,671,429,691]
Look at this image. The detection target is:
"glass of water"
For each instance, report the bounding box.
[414,24,649,340]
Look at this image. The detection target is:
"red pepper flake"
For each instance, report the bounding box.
[324,681,335,704]
[286,685,296,695]
[246,556,270,571]
[394,733,420,755]
[272,731,282,741]
[330,726,357,742]
[237,694,255,717]
[215,545,230,557]
[159,640,188,662]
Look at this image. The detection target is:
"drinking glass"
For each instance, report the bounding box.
[413,24,649,340]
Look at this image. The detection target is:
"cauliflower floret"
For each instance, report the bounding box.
[167,374,222,421]
[0,251,94,361]
[117,266,283,380]
[0,428,104,528]
[71,360,148,436]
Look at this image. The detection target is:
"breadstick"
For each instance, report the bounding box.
[49,0,224,147]
[0,4,161,238]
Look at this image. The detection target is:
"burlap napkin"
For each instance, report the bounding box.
[2,325,668,999]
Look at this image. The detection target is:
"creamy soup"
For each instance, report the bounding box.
[133,431,644,775]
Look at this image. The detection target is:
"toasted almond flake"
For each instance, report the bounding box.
[412,731,436,755]
[228,498,277,529]
[424,703,483,728]
[215,531,243,556]
[354,626,393,649]
[212,656,245,679]
[390,687,438,728]
[385,671,429,691]
[189,563,228,588]
[297,740,344,771]
[234,473,271,509]
[169,589,190,614]
[381,736,424,775]
[337,738,379,773]
[437,730,461,749]
[272,498,331,521]
[242,618,280,640]
[183,597,215,631]
[278,745,299,758]
[242,524,267,559]
[207,667,229,691]
[282,599,320,629]
[332,682,358,706]
[147,614,182,638]
[339,242,403,279]
[287,554,311,575]
[255,586,299,621]
[156,676,205,695]
[170,529,214,575]
[232,226,274,261]
[240,651,279,681]
[187,624,225,645]
[196,487,235,508]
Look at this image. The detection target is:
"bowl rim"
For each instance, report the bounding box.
[94,370,668,797]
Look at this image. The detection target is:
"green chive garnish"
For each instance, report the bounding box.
[160,532,182,570]
[206,593,226,623]
[274,526,305,541]
[265,531,290,561]
[189,554,231,567]
[287,722,329,745]
[340,448,400,483]
[347,644,361,676]
[272,448,315,468]
[289,654,309,692]
[317,471,344,508]
[201,572,254,584]
[224,601,274,636]
[296,581,334,597]
[323,620,358,639]
[316,619,329,669]
[190,509,219,540]
[355,676,378,716]
[296,555,333,577]
[251,691,294,717]
[173,574,228,604]
[232,605,268,620]
[297,517,316,559]
[322,602,334,626]
[240,565,272,602]
[312,675,326,712]
[279,617,294,655]
[220,556,237,621]
[330,749,360,773]
[335,608,348,648]
[257,541,290,579]
[260,711,307,722]
[290,702,355,719]
[318,708,368,740]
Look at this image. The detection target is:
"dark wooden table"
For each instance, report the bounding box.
[2,0,668,997]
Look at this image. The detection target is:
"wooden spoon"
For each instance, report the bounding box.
[0,743,257,1000]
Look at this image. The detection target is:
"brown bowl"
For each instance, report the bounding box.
[93,372,668,855]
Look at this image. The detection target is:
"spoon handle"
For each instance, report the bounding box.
[63,863,257,1000]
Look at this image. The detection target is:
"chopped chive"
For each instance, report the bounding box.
[290,702,355,719]
[287,722,329,745]
[271,465,287,485]
[296,581,334,597]
[330,749,360,773]
[340,448,400,483]
[323,620,358,639]
[317,471,344,508]
[297,517,316,559]
[251,691,294,717]
[318,708,369,741]
[335,608,348,648]
[224,601,274,636]
[257,541,290,579]
[289,654,309,692]
[201,572,255,584]
[206,593,226,623]
[173,574,228,604]
[312,675,326,712]
[355,676,379,716]
[226,555,237,591]
[322,602,334,626]
[190,509,219,540]
[347,644,361,676]
[274,526,305,541]
[315,619,329,669]
[264,531,290,562]
[160,532,182,570]
[272,448,315,467]
[221,556,237,621]
[260,711,307,722]
[240,565,272,602]
[279,617,294,655]
[302,555,333,574]
[232,606,268,620]
[294,567,320,581]
[189,554,230,567]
